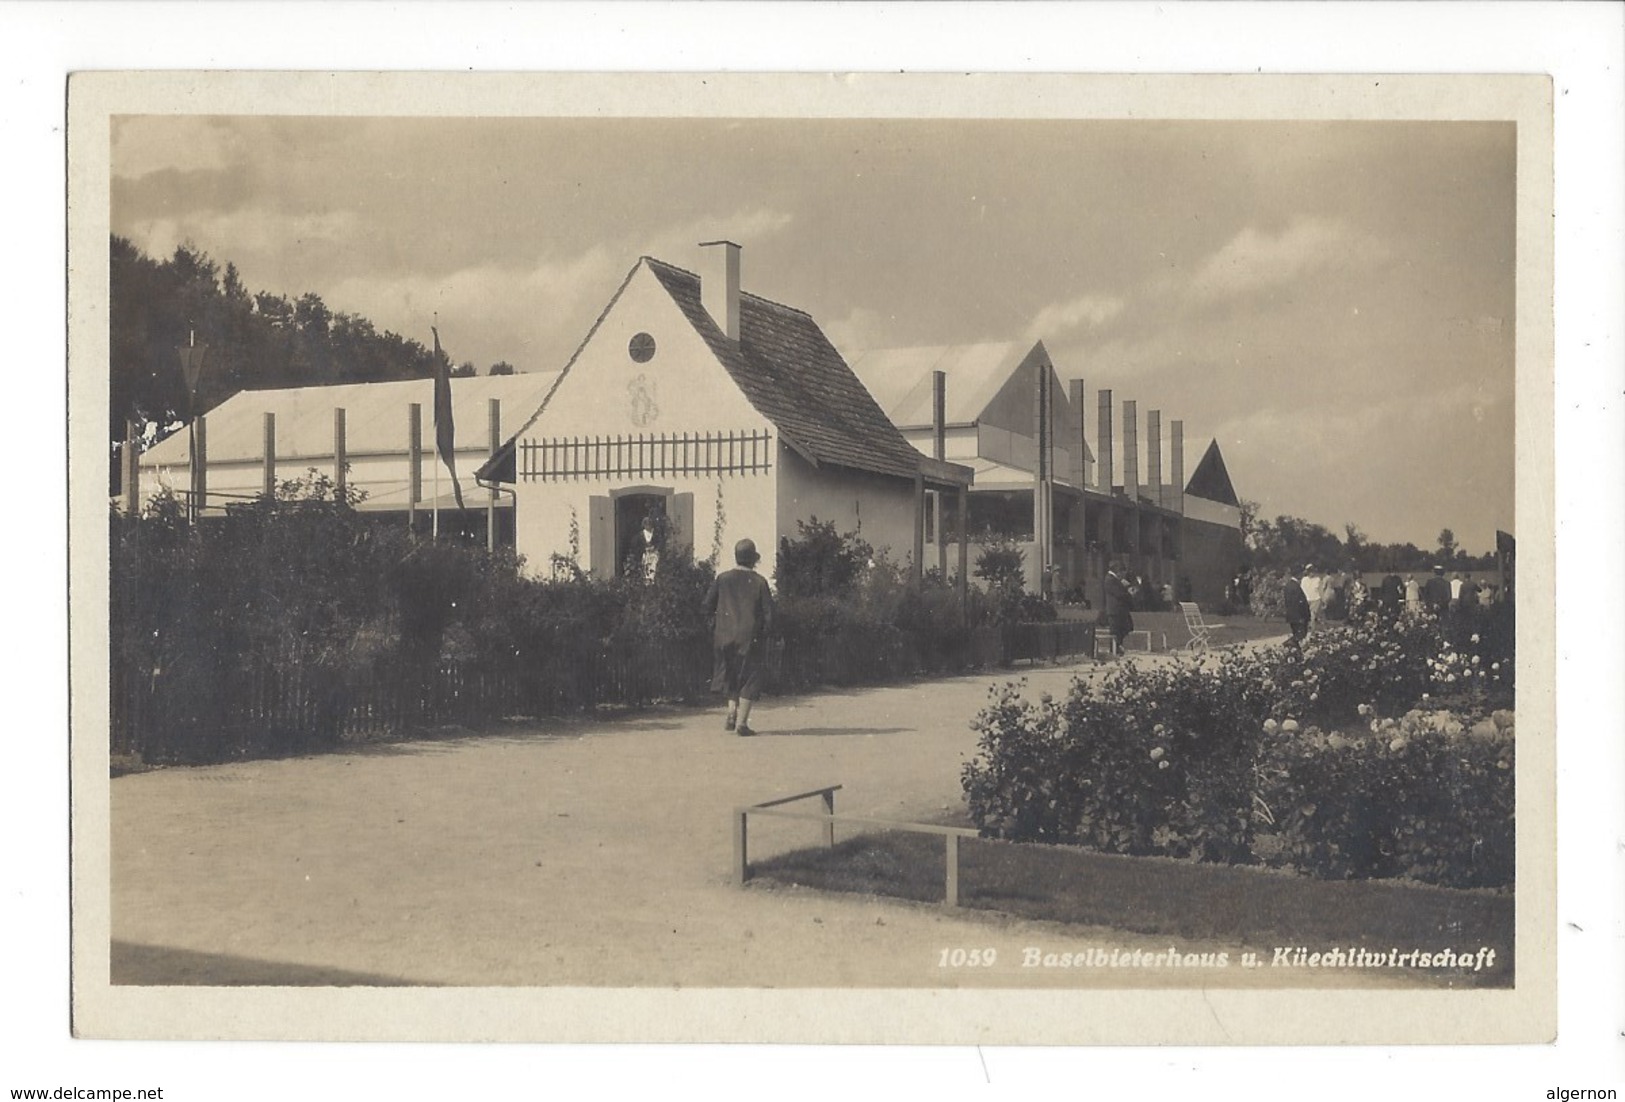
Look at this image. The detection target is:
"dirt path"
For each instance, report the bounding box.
[111,651,1415,990]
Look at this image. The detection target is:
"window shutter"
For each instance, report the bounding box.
[588,495,614,577]
[671,492,695,558]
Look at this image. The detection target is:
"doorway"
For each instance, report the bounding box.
[614,491,669,578]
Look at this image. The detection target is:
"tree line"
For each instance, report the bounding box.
[109,236,518,483]
[1240,502,1499,574]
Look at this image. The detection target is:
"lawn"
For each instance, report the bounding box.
[748,827,1513,988]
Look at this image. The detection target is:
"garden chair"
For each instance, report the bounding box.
[1179,602,1224,653]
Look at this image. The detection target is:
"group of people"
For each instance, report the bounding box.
[1282,562,1500,644]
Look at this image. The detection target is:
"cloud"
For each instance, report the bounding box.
[120,208,362,267]
[1185,217,1392,304]
[324,245,622,372]
[112,116,245,180]
[1026,293,1126,341]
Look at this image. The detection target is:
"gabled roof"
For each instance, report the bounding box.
[849,341,1098,469]
[642,259,926,481]
[847,342,1029,427]
[1185,438,1239,506]
[141,373,559,466]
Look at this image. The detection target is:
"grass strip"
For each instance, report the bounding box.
[750,829,1513,986]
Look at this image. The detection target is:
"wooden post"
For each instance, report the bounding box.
[122,417,139,516]
[1032,366,1047,591]
[733,809,750,885]
[193,415,208,518]
[957,484,970,619]
[488,398,500,552]
[912,469,925,584]
[334,408,347,500]
[1068,378,1088,488]
[261,412,276,499]
[945,833,960,907]
[933,370,948,579]
[1171,420,1185,517]
[408,403,422,529]
[822,788,836,848]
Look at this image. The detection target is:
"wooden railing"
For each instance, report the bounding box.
[735,785,980,907]
[520,429,774,481]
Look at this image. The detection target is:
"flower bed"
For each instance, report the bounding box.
[961,607,1515,889]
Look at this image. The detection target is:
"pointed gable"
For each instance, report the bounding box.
[643,258,925,481]
[1186,438,1239,506]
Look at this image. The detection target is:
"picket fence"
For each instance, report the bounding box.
[112,620,1095,765]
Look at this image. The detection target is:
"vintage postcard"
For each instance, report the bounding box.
[68,71,1555,1044]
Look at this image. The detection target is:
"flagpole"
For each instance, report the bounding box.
[432,313,440,542]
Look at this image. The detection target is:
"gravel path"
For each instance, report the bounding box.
[111,649,1415,990]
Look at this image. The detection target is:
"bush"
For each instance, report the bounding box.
[962,613,1516,889]
[973,535,1026,595]
[775,517,871,599]
[1256,709,1514,888]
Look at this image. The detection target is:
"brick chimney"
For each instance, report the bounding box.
[698,240,741,342]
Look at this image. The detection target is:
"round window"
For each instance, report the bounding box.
[628,332,657,363]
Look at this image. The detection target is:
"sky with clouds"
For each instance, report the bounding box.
[111,115,1515,549]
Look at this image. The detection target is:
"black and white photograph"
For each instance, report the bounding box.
[69,71,1559,1045]
[22,8,1616,1088]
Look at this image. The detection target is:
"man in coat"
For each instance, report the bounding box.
[1102,562,1135,657]
[1422,564,1453,619]
[1283,567,1311,645]
[702,538,775,736]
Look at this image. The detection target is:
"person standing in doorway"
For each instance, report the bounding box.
[702,538,775,736]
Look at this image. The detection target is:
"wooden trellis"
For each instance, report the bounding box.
[519,429,774,481]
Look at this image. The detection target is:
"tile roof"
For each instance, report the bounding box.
[643,258,926,481]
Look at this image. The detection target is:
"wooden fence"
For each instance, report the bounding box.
[112,620,1094,765]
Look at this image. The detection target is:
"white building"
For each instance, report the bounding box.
[133,372,558,543]
[479,242,973,582]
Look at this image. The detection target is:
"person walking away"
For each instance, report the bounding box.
[702,538,774,736]
[1283,567,1311,645]
[1302,564,1325,629]
[1102,562,1135,657]
[1423,564,1452,619]
[1449,572,1465,614]
[1461,575,1482,614]
[1381,573,1403,612]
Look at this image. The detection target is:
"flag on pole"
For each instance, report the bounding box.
[432,326,465,509]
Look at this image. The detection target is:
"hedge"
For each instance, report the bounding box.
[961,605,1516,889]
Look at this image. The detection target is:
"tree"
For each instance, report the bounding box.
[488,361,515,376]
[452,361,477,378]
[1437,528,1457,563]
[1343,523,1368,571]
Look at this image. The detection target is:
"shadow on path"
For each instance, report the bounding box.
[111,941,435,987]
[754,726,911,738]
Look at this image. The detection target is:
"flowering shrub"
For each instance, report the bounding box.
[1260,611,1442,724]
[962,614,1517,889]
[963,656,1270,863]
[1256,708,1514,888]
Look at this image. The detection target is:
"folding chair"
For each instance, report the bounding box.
[1179,602,1224,653]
